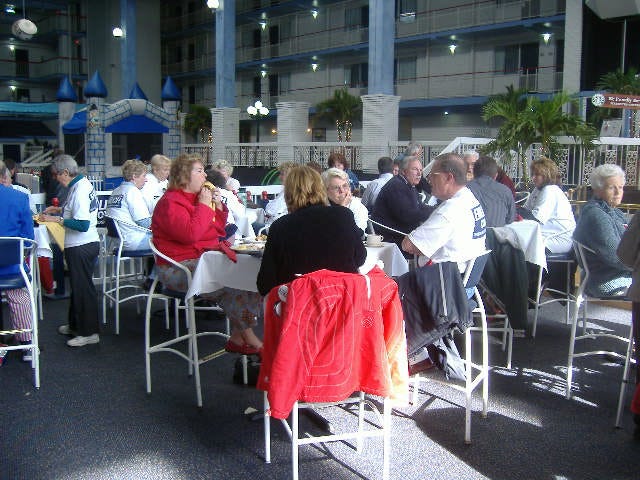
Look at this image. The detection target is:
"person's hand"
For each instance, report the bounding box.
[43,206,61,215]
[341,190,352,207]
[401,236,422,255]
[39,214,61,224]
[198,186,213,207]
[211,188,224,210]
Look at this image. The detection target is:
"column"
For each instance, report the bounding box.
[163,100,181,159]
[216,0,236,107]
[121,0,137,99]
[211,107,240,164]
[85,97,106,177]
[361,95,401,173]
[368,0,394,95]
[276,102,310,164]
[562,0,581,95]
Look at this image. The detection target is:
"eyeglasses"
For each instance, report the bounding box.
[328,183,349,192]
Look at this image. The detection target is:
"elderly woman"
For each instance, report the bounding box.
[40,155,100,347]
[322,167,368,235]
[257,165,366,296]
[106,159,152,250]
[152,153,263,353]
[524,156,576,253]
[141,154,171,213]
[573,164,631,296]
[212,159,240,192]
[327,151,359,192]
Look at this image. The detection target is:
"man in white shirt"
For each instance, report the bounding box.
[322,168,368,235]
[361,156,394,209]
[402,153,486,270]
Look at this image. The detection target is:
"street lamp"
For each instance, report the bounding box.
[247,100,269,143]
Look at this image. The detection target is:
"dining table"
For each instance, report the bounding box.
[186,241,409,300]
[490,219,547,270]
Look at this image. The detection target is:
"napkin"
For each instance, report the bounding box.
[37,220,65,251]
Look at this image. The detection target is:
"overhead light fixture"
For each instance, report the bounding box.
[444,111,449,115]
[449,43,457,55]
[260,69,267,78]
[5,4,15,14]
[311,63,318,72]
[259,19,267,30]
[9,85,16,91]
[9,44,15,52]
[311,8,318,19]
[542,32,552,44]
[112,26,124,38]
[206,0,219,8]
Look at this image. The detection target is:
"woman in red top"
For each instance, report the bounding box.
[152,153,263,353]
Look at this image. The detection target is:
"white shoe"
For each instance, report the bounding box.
[67,334,100,347]
[58,324,76,335]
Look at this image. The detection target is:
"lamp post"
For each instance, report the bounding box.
[247,100,269,143]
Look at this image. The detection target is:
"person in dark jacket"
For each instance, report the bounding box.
[467,155,516,228]
[371,155,433,248]
[257,165,366,296]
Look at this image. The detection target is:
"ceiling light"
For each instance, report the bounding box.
[5,4,15,14]
[444,111,449,115]
[112,26,124,38]
[311,8,318,18]
[206,0,219,8]
[260,69,267,77]
[542,32,552,44]
[259,20,267,30]
[449,44,457,55]
[311,63,318,72]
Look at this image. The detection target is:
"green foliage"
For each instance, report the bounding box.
[482,86,597,185]
[314,88,362,141]
[183,104,211,141]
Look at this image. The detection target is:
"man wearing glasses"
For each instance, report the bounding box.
[402,153,486,270]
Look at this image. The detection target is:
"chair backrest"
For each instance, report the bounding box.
[0,237,37,287]
[103,216,121,240]
[148,237,193,286]
[572,240,594,290]
[461,249,492,292]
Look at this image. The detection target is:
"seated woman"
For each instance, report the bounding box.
[573,164,631,297]
[327,151,359,193]
[152,153,263,353]
[141,154,171,213]
[211,158,240,193]
[257,165,366,296]
[0,160,35,361]
[523,156,576,253]
[322,167,368,235]
[106,159,152,251]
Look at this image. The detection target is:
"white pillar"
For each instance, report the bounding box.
[58,101,75,151]
[211,107,240,165]
[276,102,310,164]
[361,94,400,173]
[563,0,582,94]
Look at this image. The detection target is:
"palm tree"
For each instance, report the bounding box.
[183,104,211,142]
[482,86,536,183]
[483,86,597,185]
[314,88,362,141]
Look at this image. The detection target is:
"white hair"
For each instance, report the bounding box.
[590,164,625,190]
[321,167,348,187]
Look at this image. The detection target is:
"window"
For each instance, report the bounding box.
[188,85,195,104]
[555,40,564,73]
[269,25,279,45]
[269,74,279,97]
[345,5,369,30]
[395,57,417,84]
[345,63,368,88]
[279,72,290,95]
[495,43,538,74]
[253,76,262,97]
[188,43,195,61]
[253,29,261,48]
[396,0,417,22]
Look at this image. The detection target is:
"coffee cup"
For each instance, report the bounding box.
[366,234,384,246]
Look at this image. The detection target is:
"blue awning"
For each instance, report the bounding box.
[63,112,169,134]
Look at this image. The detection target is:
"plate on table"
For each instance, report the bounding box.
[231,243,265,256]
[364,242,385,248]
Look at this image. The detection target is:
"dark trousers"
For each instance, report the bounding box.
[65,242,100,336]
[51,242,66,295]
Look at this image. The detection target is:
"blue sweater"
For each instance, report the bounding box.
[0,184,34,275]
[573,199,631,296]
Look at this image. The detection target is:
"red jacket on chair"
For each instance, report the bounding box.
[257,267,409,420]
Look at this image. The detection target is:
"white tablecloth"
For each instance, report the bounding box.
[491,220,547,270]
[186,242,409,299]
[34,225,53,258]
[360,242,409,277]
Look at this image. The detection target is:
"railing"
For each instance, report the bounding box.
[225,144,279,168]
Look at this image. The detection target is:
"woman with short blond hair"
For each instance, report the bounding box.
[523,157,575,253]
[212,158,240,192]
[141,154,171,212]
[257,165,365,295]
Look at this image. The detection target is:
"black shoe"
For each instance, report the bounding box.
[409,358,435,376]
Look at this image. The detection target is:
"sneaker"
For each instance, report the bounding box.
[67,334,100,347]
[57,324,76,336]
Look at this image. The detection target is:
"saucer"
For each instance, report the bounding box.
[365,242,384,248]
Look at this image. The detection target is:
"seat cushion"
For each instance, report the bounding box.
[0,274,27,290]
